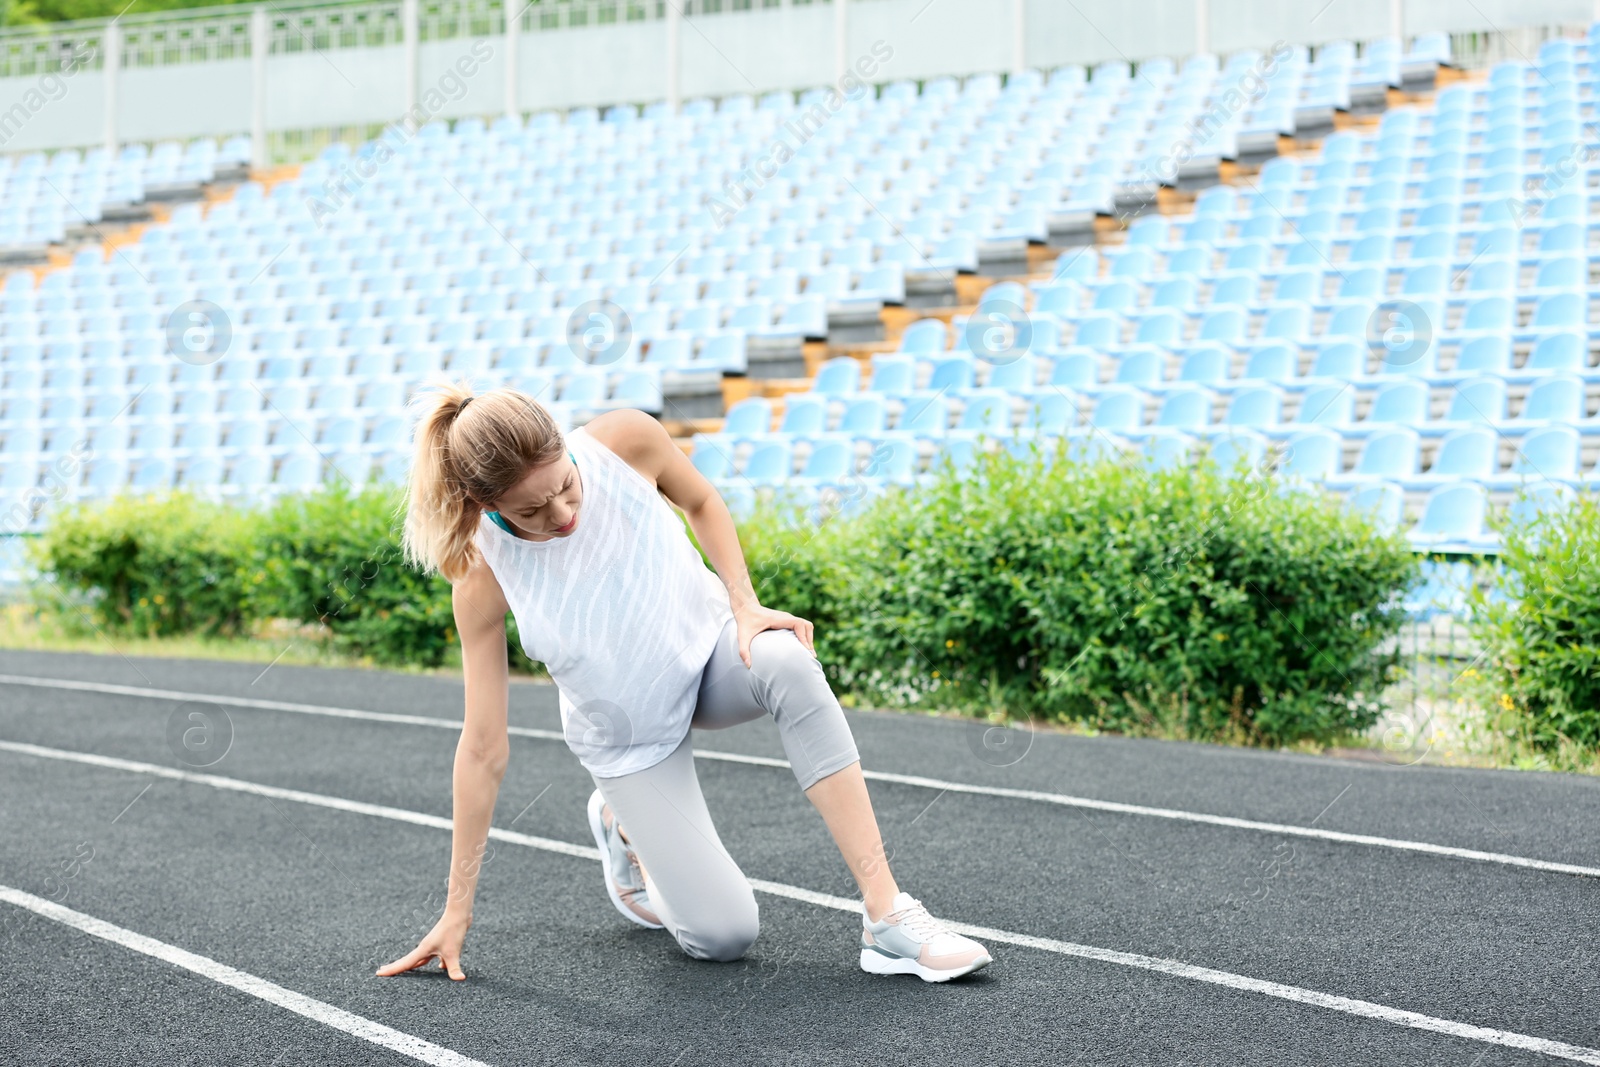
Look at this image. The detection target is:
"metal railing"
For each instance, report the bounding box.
[0,0,847,77]
[1447,23,1587,70]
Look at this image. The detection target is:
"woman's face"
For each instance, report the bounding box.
[491,454,582,540]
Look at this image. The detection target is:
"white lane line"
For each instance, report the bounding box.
[752,885,1600,1067]
[4,673,1598,881]
[0,740,595,862]
[4,740,1598,1066]
[0,885,491,1067]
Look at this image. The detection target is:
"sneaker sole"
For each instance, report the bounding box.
[859,948,993,983]
[586,790,665,930]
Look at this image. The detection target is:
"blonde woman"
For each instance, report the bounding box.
[376,382,992,984]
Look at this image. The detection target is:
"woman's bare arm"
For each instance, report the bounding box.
[588,407,816,666]
[377,554,511,980]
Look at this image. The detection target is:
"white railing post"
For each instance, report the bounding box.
[1195,0,1209,59]
[102,21,120,157]
[834,0,847,85]
[666,0,680,112]
[1390,0,1404,42]
[505,0,519,120]
[251,6,268,169]
[1012,0,1025,75]
[402,0,419,129]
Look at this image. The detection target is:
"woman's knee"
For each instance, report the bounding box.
[749,629,825,691]
[677,888,759,962]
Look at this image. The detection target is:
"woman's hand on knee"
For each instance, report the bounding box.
[733,604,816,667]
[376,910,472,981]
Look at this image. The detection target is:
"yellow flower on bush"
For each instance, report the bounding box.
[945,639,955,648]
[1499,693,1515,710]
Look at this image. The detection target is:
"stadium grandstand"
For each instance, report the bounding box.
[0,6,1596,594]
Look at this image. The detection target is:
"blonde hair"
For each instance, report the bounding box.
[398,377,567,582]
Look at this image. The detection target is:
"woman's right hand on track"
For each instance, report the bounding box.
[376,911,472,981]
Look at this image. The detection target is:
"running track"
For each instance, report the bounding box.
[0,648,1596,1066]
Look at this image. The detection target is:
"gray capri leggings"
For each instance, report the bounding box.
[587,615,861,963]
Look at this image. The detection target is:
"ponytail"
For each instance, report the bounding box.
[398,375,566,582]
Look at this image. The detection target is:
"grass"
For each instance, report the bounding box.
[0,599,552,683]
[5,597,1595,775]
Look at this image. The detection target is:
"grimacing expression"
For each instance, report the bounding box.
[491,455,582,540]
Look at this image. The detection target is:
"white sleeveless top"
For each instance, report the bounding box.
[474,425,734,778]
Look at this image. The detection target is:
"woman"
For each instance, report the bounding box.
[376,381,992,984]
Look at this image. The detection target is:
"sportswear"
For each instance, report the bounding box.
[474,425,734,777]
[587,788,663,928]
[860,891,993,982]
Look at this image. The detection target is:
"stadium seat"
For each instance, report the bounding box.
[1485,424,1581,490]
[1405,427,1496,490]
[1280,429,1342,485]
[1326,428,1419,489]
[1408,481,1489,550]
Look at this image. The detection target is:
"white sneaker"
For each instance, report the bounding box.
[586,789,663,929]
[860,891,993,982]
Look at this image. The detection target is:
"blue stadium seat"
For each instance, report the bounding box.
[739,440,793,485]
[1363,379,1429,429]
[926,437,981,480]
[888,392,950,438]
[951,390,1013,439]
[726,398,774,435]
[928,357,976,392]
[790,438,854,486]
[1451,335,1513,377]
[1408,481,1489,550]
[1208,431,1270,472]
[1221,386,1281,431]
[1486,424,1581,490]
[1049,351,1100,390]
[1405,427,1496,489]
[1018,393,1075,434]
[690,436,736,479]
[984,355,1038,392]
[1327,428,1419,489]
[839,395,889,437]
[858,438,919,485]
[812,358,864,396]
[1501,375,1583,429]
[1309,341,1366,379]
[1524,333,1587,375]
[1084,387,1144,433]
[776,394,828,437]
[1280,429,1341,485]
[868,355,916,394]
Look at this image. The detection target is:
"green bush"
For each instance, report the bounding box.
[736,441,1418,747]
[26,490,255,638]
[1465,492,1600,751]
[27,483,517,671]
[243,482,458,668]
[28,446,1419,746]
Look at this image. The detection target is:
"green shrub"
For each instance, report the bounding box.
[26,482,533,671]
[742,441,1418,747]
[244,482,459,668]
[1465,492,1600,751]
[27,490,256,637]
[25,446,1419,746]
